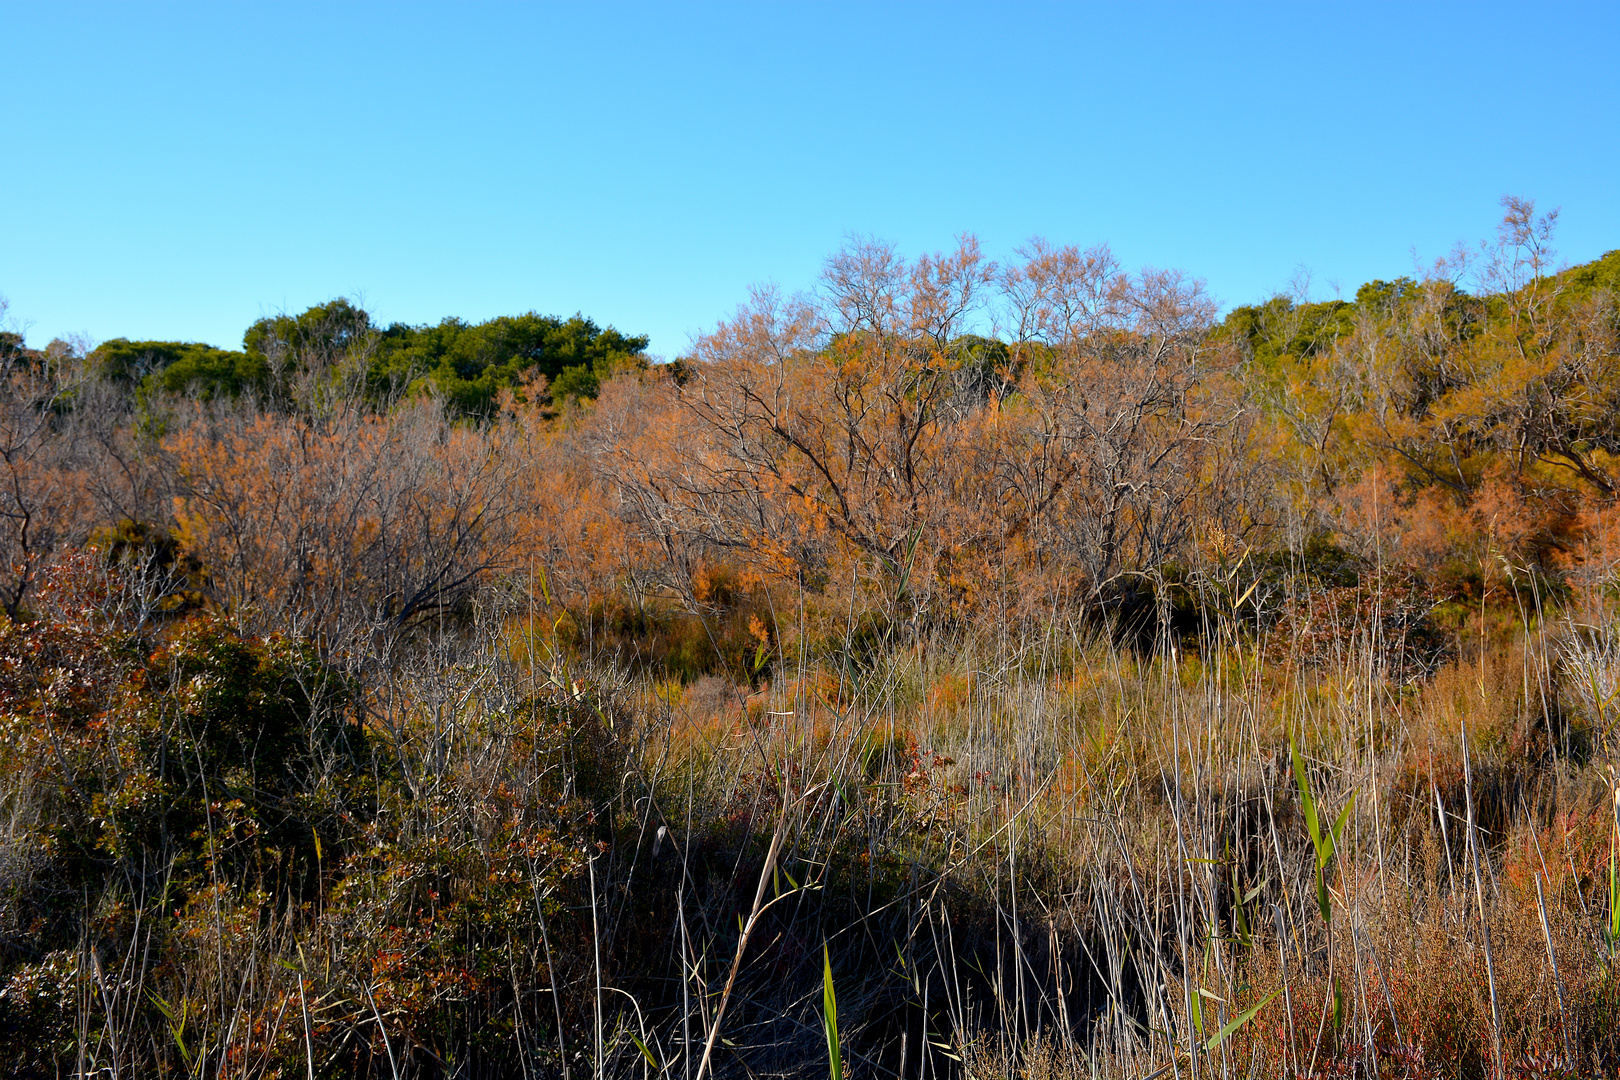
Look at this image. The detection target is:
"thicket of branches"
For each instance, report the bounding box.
[2,200,1620,1078]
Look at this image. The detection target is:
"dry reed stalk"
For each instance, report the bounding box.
[693,813,787,1080]
[1462,726,1504,1079]
[1533,871,1572,1063]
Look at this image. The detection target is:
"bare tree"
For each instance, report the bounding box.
[1002,246,1235,600]
[595,237,1244,626]
[166,395,517,656]
[0,308,96,618]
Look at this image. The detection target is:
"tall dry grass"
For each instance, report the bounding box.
[3,560,1619,1079]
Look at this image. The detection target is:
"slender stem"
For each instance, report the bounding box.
[693,816,786,1080]
[1463,728,1504,1078]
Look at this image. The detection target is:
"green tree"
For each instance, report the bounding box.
[372,311,649,413]
[242,297,375,368]
[89,338,263,400]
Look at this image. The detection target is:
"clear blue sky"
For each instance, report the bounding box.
[3,1,1617,357]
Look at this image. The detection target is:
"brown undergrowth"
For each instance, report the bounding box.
[6,552,1618,1078]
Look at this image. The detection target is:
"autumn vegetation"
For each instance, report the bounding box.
[2,198,1619,1078]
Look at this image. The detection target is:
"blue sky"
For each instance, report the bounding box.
[3,1,1616,357]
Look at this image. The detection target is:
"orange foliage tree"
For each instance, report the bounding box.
[582,236,1252,636]
[166,397,518,652]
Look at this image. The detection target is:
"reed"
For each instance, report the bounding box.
[3,557,1618,1079]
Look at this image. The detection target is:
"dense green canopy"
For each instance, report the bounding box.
[91,338,266,399]
[373,311,649,414]
[86,299,649,415]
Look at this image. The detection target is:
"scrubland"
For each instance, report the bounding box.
[2,200,1619,1077]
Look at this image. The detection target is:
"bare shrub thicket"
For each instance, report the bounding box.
[599,237,1257,643]
[2,215,1620,1078]
[164,396,519,652]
